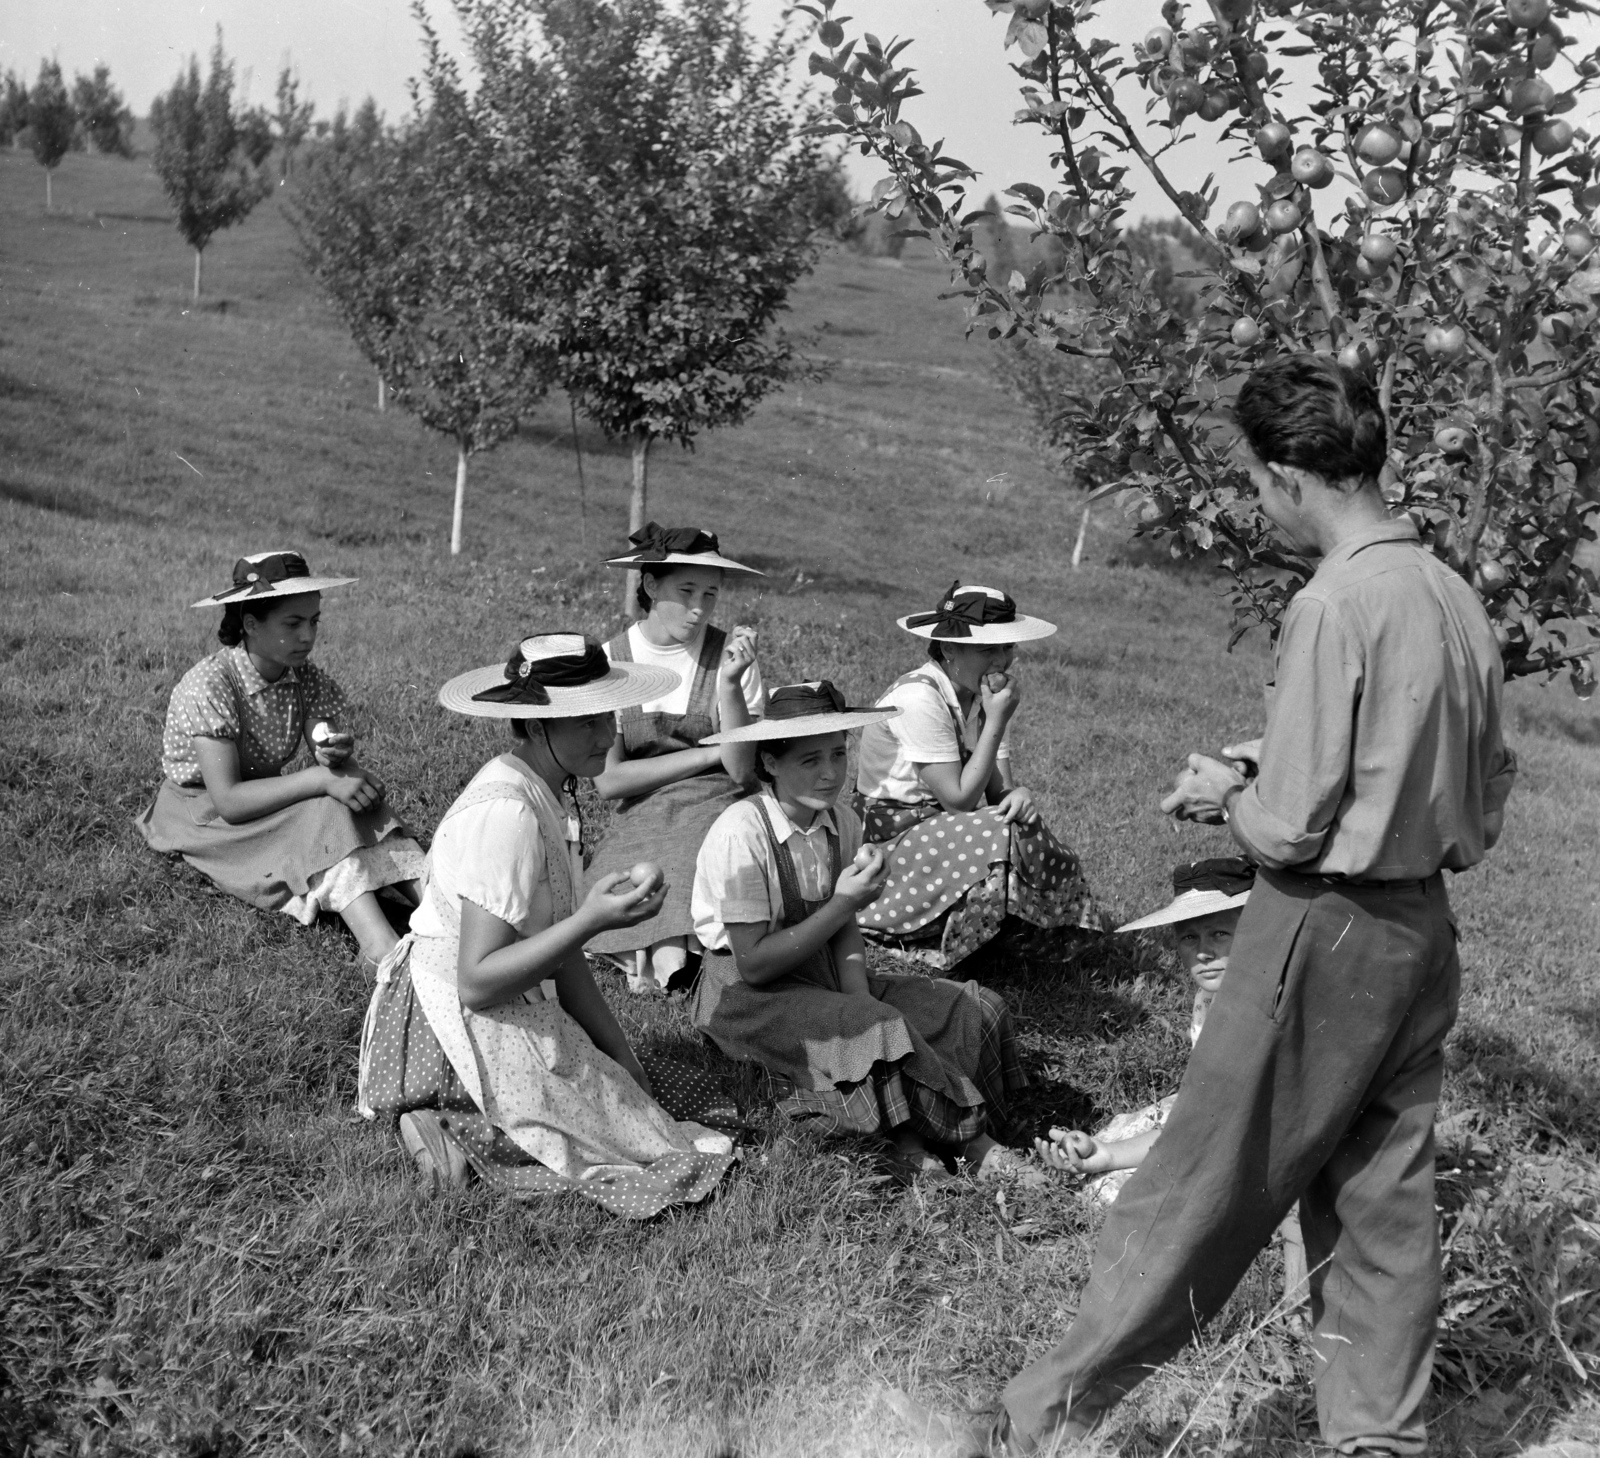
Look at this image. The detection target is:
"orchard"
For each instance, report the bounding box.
[803,0,1600,690]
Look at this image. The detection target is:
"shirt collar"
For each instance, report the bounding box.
[1313,515,1421,573]
[228,643,298,697]
[760,790,838,842]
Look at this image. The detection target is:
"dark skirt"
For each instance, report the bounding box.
[690,949,1025,1142]
[135,778,409,912]
[585,772,750,955]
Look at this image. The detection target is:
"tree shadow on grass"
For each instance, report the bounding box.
[0,475,146,523]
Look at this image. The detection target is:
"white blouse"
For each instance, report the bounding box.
[691,792,864,951]
[854,661,1010,805]
[410,755,568,939]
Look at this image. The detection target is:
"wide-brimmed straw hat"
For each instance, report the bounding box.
[1117,857,1256,932]
[702,681,899,744]
[896,581,1056,644]
[191,550,357,609]
[604,522,763,578]
[437,633,680,719]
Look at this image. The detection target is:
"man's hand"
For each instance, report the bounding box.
[1221,737,1263,781]
[1159,753,1247,825]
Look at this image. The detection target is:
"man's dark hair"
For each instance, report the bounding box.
[1235,354,1387,486]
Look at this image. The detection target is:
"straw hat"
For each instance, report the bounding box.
[897,581,1056,644]
[1117,858,1256,932]
[702,681,899,744]
[604,522,763,578]
[191,550,357,608]
[437,634,680,720]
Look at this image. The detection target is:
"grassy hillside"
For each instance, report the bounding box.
[3,148,1598,1458]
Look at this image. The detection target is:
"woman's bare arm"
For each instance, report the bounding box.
[194,736,380,823]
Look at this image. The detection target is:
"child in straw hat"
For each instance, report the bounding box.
[357,633,734,1220]
[852,581,1099,971]
[585,523,767,997]
[135,551,425,968]
[689,682,1034,1184]
[1038,858,1255,1198]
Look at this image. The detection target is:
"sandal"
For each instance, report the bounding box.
[398,1111,470,1192]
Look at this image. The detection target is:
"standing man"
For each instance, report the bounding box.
[900,354,1516,1456]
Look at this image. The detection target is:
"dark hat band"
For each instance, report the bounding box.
[629,521,720,563]
[1172,857,1257,899]
[903,580,1018,639]
[215,552,312,600]
[764,681,856,719]
[471,639,612,707]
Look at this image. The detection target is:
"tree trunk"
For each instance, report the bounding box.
[45,169,52,211]
[625,431,652,617]
[1071,503,1092,570]
[378,375,387,413]
[451,441,469,556]
[569,395,587,552]
[193,248,203,301]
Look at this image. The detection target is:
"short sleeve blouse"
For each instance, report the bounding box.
[691,792,863,951]
[160,645,350,786]
[853,662,1008,805]
[409,756,555,940]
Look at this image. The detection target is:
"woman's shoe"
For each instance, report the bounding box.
[398,1110,470,1192]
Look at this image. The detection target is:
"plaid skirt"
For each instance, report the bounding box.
[853,796,1099,969]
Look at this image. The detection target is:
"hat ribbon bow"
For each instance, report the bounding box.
[903,581,1017,638]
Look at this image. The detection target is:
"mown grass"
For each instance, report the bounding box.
[3,148,1598,1457]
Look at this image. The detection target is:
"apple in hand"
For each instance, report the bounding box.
[628,861,664,896]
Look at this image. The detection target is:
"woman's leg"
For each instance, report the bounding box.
[341,891,400,966]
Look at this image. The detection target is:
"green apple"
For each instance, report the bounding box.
[1363,167,1408,205]
[1433,424,1475,453]
[1255,121,1292,159]
[1144,25,1174,58]
[1291,147,1334,187]
[1355,124,1403,165]
[1265,198,1302,233]
[1506,0,1551,29]
[1508,76,1555,117]
[1361,233,1399,265]
[1231,317,1262,346]
[1423,323,1467,361]
[1222,199,1261,241]
[1533,119,1573,156]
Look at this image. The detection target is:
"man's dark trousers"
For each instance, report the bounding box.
[1001,870,1461,1455]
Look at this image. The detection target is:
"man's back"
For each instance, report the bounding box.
[1235,519,1515,879]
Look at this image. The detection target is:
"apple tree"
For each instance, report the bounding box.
[804,0,1600,690]
[28,61,75,212]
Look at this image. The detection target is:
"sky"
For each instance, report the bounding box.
[5,0,1597,223]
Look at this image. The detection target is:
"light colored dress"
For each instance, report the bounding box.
[358,753,733,1219]
[135,644,423,921]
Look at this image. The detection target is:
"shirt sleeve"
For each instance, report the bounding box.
[891,680,962,765]
[441,798,547,928]
[696,804,777,928]
[171,660,241,743]
[1229,594,1361,870]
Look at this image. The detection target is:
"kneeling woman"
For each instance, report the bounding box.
[689,682,1028,1182]
[358,634,734,1219]
[136,551,425,967]
[853,582,1098,970]
[586,523,765,996]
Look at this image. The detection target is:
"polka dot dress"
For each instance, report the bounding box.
[853,799,1099,968]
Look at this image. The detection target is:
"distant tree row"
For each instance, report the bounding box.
[292,0,832,570]
[2,61,135,206]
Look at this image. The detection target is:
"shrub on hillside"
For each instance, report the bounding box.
[27,61,74,211]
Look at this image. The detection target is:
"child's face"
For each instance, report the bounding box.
[764,732,849,813]
[1173,909,1241,993]
[643,565,724,643]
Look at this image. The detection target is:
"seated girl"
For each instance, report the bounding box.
[357,633,734,1220]
[852,582,1098,971]
[689,682,1031,1184]
[586,524,766,997]
[136,551,425,968]
[1037,858,1254,1201]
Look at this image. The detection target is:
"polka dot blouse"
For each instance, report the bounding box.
[160,645,350,786]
